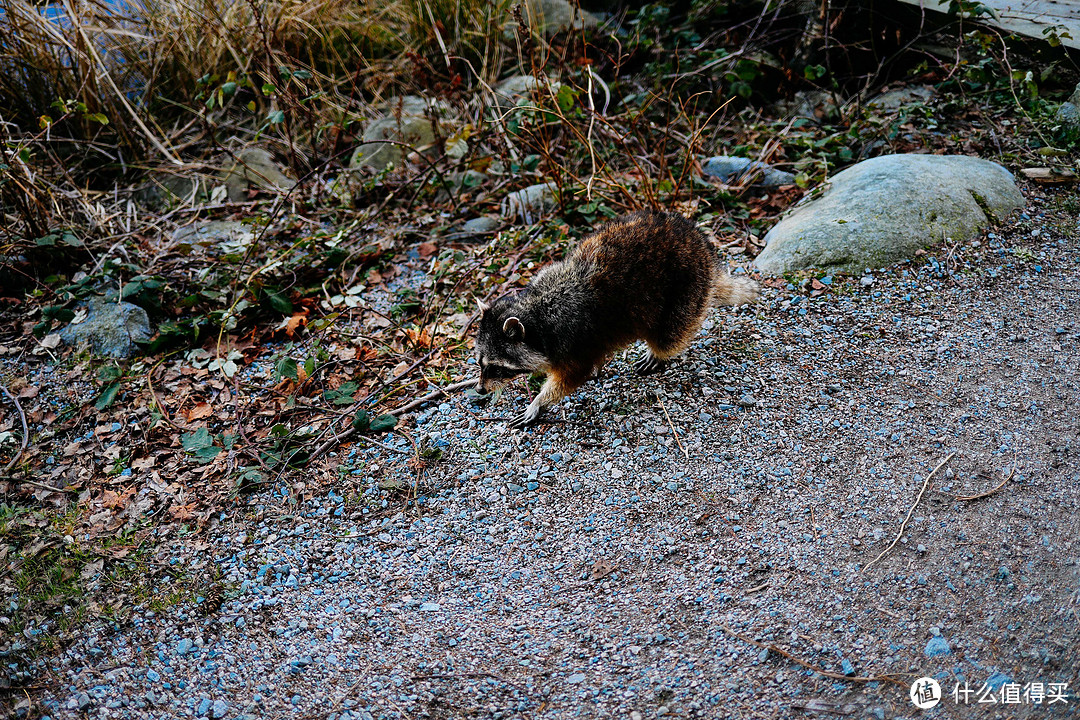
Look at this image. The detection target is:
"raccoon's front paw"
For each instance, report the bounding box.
[508,405,541,429]
[633,352,668,376]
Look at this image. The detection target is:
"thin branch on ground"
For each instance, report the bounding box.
[657,395,689,460]
[389,378,476,416]
[953,464,1015,502]
[1,382,29,474]
[863,451,956,572]
[719,625,906,687]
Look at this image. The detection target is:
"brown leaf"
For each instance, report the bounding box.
[132,456,156,471]
[417,242,438,258]
[17,385,39,399]
[169,503,198,521]
[186,402,213,422]
[588,559,618,581]
[285,313,306,337]
[101,489,130,510]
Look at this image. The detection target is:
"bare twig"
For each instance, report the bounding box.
[719,625,904,686]
[3,476,67,494]
[863,452,956,572]
[953,465,1015,502]
[389,378,476,416]
[657,395,689,460]
[1,382,28,474]
[306,379,476,464]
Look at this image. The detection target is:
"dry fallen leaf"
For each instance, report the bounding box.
[588,559,618,581]
[186,402,214,422]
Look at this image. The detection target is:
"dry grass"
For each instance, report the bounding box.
[0,0,511,245]
[0,0,510,143]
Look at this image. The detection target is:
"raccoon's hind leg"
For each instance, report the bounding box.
[633,350,668,376]
[635,324,699,376]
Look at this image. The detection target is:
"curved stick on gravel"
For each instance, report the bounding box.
[862,451,956,573]
[953,465,1015,502]
[719,625,903,686]
[1,382,28,474]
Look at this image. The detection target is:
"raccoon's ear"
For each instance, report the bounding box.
[503,316,525,340]
[476,298,490,314]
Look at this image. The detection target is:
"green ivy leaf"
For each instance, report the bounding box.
[181,427,221,463]
[351,410,371,431]
[266,291,292,314]
[324,382,358,406]
[94,382,121,410]
[275,357,298,381]
[369,414,398,433]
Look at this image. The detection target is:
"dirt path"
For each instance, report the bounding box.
[27,189,1080,719]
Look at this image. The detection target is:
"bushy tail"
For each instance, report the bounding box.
[712,271,759,307]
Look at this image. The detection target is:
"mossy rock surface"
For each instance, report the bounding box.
[754,154,1025,275]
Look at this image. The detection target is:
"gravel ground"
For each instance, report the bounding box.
[32,191,1080,719]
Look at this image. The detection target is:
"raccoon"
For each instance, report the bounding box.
[475,211,758,427]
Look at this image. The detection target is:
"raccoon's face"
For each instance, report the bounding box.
[475,297,547,393]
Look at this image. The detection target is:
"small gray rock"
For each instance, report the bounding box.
[211,699,229,718]
[866,85,935,112]
[777,90,839,122]
[567,672,586,684]
[176,638,194,656]
[1057,102,1079,126]
[737,393,757,408]
[171,220,255,249]
[1055,82,1080,127]
[502,182,557,223]
[351,113,437,171]
[59,297,153,358]
[491,75,561,115]
[222,147,296,202]
[701,156,795,187]
[76,692,93,711]
[859,275,874,287]
[521,0,599,35]
[418,602,441,612]
[452,215,501,240]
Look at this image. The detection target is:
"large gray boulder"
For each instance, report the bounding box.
[754,154,1024,275]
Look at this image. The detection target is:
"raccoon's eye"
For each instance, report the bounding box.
[485,365,518,380]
